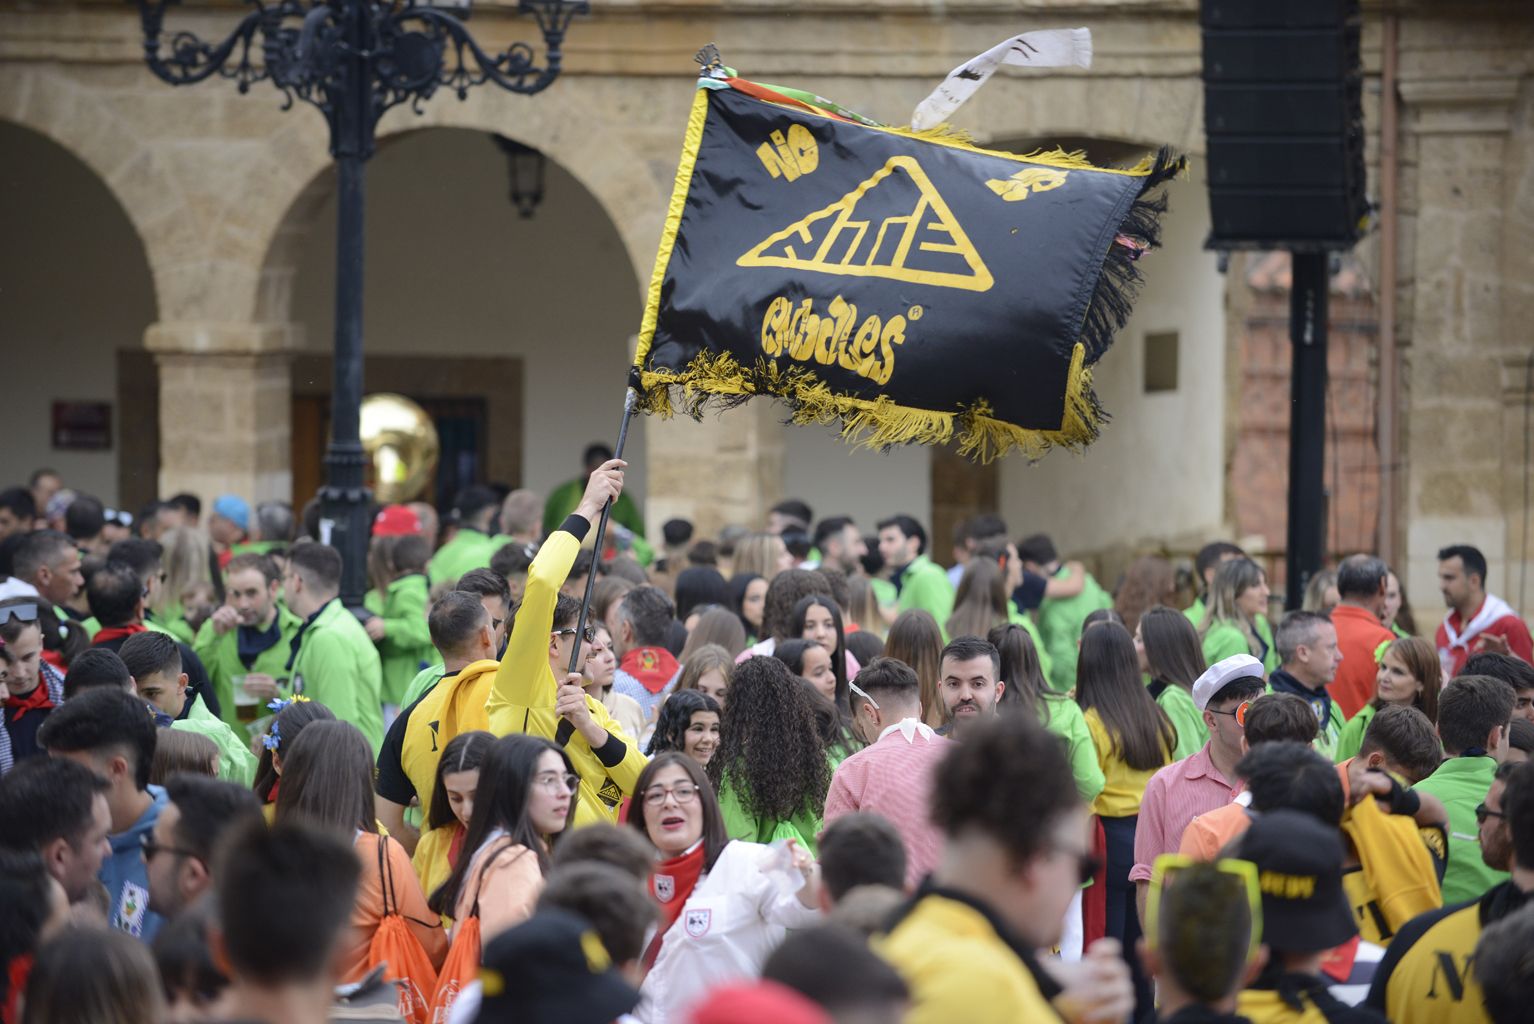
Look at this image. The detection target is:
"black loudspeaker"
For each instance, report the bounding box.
[1201,0,1369,250]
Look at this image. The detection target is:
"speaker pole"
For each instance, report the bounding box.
[1286,251,1329,610]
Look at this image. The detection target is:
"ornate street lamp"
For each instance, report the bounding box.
[133,0,587,606]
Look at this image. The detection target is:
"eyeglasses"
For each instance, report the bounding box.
[534,771,580,794]
[0,604,39,626]
[140,833,202,863]
[643,783,700,807]
[551,626,596,643]
[1476,803,1505,825]
[848,679,880,710]
[1207,700,1252,728]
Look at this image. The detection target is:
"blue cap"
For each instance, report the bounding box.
[213,494,249,532]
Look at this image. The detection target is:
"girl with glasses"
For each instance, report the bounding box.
[627,752,821,1024]
[428,734,577,940]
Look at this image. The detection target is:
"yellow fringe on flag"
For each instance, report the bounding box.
[635,343,1102,465]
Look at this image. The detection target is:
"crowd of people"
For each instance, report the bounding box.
[1,452,1533,1024]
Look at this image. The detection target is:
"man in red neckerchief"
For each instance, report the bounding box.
[611,586,681,727]
[0,598,65,775]
[1436,544,1533,679]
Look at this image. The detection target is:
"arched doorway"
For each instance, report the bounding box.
[275,127,644,510]
[0,121,158,509]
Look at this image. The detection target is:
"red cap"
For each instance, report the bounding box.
[686,982,831,1024]
[372,505,422,537]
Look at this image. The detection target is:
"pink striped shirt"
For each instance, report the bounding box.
[1129,743,1241,883]
[822,720,953,890]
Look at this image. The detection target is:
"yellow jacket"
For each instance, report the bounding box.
[1340,793,1442,944]
[880,891,1062,1024]
[486,523,648,827]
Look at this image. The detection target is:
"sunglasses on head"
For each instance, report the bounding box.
[0,604,39,626]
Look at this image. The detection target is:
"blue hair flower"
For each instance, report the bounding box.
[262,721,282,752]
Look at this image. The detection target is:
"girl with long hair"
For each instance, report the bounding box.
[709,656,831,852]
[727,573,767,644]
[252,697,335,818]
[884,609,946,728]
[646,689,722,766]
[428,734,577,939]
[584,623,644,743]
[1334,636,1444,762]
[1075,622,1175,970]
[789,595,852,724]
[946,557,1011,642]
[411,730,494,906]
[274,720,447,983]
[843,572,885,635]
[364,532,435,709]
[22,927,165,1024]
[773,639,859,763]
[1135,606,1212,760]
[673,643,733,712]
[627,753,821,1024]
[988,622,1103,804]
[1199,558,1278,673]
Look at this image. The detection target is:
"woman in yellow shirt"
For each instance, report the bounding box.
[1077,621,1175,1017]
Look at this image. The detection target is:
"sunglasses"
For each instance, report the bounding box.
[0,604,39,626]
[551,626,596,643]
[1207,700,1252,728]
[140,833,202,863]
[1476,803,1505,825]
[848,679,880,710]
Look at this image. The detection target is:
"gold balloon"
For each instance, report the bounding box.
[361,393,440,503]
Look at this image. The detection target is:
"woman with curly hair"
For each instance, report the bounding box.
[646,689,722,766]
[709,656,831,853]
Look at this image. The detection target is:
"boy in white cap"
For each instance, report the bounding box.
[1132,653,1267,923]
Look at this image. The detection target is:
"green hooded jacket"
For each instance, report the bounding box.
[363,574,435,707]
[192,605,304,730]
[288,599,384,751]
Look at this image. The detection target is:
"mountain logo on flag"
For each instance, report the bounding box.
[738,155,995,293]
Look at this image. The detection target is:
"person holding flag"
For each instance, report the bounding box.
[486,460,648,827]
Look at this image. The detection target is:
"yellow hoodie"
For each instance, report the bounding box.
[1340,791,1443,944]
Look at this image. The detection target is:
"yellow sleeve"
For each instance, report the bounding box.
[487,529,581,733]
[585,695,649,798]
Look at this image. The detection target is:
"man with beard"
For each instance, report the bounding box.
[938,636,1005,738]
[192,553,302,728]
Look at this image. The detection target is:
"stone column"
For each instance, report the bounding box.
[643,403,785,540]
[145,321,301,504]
[1397,76,1523,605]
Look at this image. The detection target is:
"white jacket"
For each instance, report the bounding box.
[635,840,820,1023]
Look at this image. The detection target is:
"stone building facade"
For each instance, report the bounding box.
[0,1,1530,621]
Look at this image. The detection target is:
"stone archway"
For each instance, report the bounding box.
[0,119,158,507]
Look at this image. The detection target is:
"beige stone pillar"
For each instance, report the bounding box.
[145,322,301,504]
[643,403,785,540]
[1397,77,1523,606]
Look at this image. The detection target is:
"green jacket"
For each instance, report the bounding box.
[1184,597,1206,628]
[400,662,445,710]
[542,478,646,541]
[364,574,435,707]
[1334,702,1377,764]
[170,694,258,786]
[1007,604,1054,685]
[1038,693,1104,804]
[717,771,823,857]
[1414,755,1509,904]
[1037,567,1113,692]
[1202,617,1280,675]
[1154,682,1209,762]
[193,606,304,730]
[894,554,955,630]
[289,599,384,752]
[427,528,498,588]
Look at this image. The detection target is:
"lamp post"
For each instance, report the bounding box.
[133,0,587,607]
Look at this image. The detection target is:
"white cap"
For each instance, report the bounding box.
[1191,653,1266,711]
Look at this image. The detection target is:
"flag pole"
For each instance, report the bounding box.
[567,386,639,675]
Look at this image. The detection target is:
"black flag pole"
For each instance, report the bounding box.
[567,386,639,675]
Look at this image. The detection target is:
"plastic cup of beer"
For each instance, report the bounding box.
[232,675,259,723]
